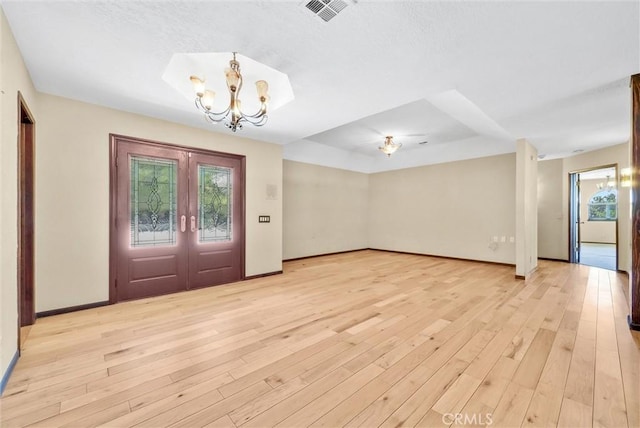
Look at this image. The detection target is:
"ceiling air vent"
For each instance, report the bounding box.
[304,0,351,22]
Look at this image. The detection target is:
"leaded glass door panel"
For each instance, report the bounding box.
[116,141,189,301]
[112,136,245,302]
[187,152,244,289]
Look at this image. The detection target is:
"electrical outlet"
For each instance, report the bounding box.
[509,236,515,243]
[492,236,498,242]
[500,236,506,243]
[258,215,270,223]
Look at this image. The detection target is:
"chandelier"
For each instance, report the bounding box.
[596,175,616,191]
[379,136,402,157]
[190,52,270,132]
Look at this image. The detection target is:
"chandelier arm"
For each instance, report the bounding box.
[190,53,272,131]
[194,97,230,120]
[204,108,231,122]
[240,104,268,119]
[239,113,268,126]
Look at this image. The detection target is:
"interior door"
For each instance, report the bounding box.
[116,141,189,300]
[188,153,244,288]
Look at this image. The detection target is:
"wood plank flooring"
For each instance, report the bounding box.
[1,250,638,427]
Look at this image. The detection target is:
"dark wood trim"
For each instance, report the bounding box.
[241,156,247,280]
[538,257,569,263]
[368,248,516,267]
[630,73,640,328]
[515,266,541,281]
[628,315,640,331]
[109,134,244,160]
[283,248,369,262]
[244,271,283,280]
[17,91,36,334]
[286,248,518,268]
[109,136,118,304]
[36,301,109,318]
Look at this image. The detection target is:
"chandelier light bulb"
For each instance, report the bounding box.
[225,68,240,90]
[256,80,269,102]
[202,90,215,110]
[190,75,205,97]
[190,52,271,132]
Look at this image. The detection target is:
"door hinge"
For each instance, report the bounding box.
[114,279,117,288]
[115,156,119,167]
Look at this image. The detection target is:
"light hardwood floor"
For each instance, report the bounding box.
[1,250,638,427]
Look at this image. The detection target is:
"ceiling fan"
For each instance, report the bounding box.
[378,136,402,157]
[371,132,429,157]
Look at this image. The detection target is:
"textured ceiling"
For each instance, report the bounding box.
[1,0,638,173]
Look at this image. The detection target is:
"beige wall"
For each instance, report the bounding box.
[538,159,564,259]
[564,144,630,270]
[1,8,39,383]
[579,178,617,244]
[35,94,283,312]
[283,161,369,259]
[368,153,517,264]
[537,143,630,270]
[515,139,538,277]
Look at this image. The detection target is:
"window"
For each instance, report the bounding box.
[588,189,617,221]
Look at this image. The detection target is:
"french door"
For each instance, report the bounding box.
[111,136,244,302]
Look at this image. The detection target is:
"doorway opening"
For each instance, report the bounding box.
[17,92,35,349]
[109,135,245,303]
[569,165,618,270]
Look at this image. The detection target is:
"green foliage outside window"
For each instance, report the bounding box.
[588,190,617,221]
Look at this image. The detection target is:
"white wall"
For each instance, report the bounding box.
[1,7,39,385]
[368,153,517,264]
[35,93,283,312]
[579,178,617,244]
[515,139,538,277]
[538,159,564,259]
[283,161,369,259]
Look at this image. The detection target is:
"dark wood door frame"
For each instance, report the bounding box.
[109,134,246,304]
[17,92,36,332]
[630,73,640,330]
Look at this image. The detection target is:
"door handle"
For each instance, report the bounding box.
[180,215,186,232]
[190,216,196,232]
